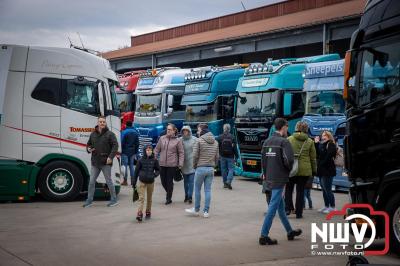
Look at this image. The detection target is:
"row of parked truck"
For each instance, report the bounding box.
[115,54,349,190]
[0,0,399,253]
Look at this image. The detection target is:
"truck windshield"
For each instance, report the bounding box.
[116,93,133,113]
[305,90,345,116]
[185,102,217,122]
[135,94,162,117]
[236,92,277,117]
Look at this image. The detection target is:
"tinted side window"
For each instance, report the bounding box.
[172,95,185,111]
[31,78,61,105]
[359,41,400,106]
[61,79,100,115]
[218,96,235,119]
[292,92,305,116]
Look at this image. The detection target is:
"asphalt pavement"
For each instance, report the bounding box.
[0,177,399,266]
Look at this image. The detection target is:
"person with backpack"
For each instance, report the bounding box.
[179,126,197,204]
[217,124,238,190]
[285,121,317,219]
[154,123,184,205]
[315,130,337,214]
[120,121,139,186]
[259,118,302,245]
[133,145,160,222]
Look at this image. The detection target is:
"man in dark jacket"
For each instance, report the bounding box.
[217,124,238,190]
[259,118,302,245]
[83,116,119,208]
[121,121,139,186]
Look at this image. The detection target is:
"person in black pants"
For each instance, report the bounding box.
[285,121,317,219]
[154,124,184,204]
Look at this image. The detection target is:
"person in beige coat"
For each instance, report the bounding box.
[185,123,219,218]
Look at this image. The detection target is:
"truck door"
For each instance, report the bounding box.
[59,75,100,169]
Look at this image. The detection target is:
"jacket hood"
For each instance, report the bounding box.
[143,144,154,158]
[181,126,192,139]
[200,132,216,144]
[293,132,309,141]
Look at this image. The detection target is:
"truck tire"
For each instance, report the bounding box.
[387,194,400,255]
[37,161,83,202]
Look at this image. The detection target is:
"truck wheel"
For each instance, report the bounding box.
[37,161,83,201]
[387,194,400,255]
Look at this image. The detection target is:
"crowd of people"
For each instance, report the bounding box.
[82,116,339,246]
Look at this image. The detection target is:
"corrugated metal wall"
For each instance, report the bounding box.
[131,0,350,46]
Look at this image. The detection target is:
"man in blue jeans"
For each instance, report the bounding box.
[217,124,238,190]
[121,121,139,186]
[259,118,302,245]
[185,124,219,218]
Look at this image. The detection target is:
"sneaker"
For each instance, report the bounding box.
[184,196,188,203]
[259,236,278,245]
[145,211,151,219]
[165,200,172,205]
[185,207,199,216]
[107,200,119,207]
[287,229,302,240]
[223,183,228,188]
[82,201,93,208]
[188,198,192,204]
[136,212,143,222]
[227,183,232,190]
[318,207,328,213]
[203,211,210,218]
[323,207,336,214]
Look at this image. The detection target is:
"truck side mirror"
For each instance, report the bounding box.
[97,81,105,116]
[283,93,292,116]
[163,107,173,118]
[168,95,173,107]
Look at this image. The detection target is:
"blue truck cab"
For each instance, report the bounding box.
[302,59,350,191]
[234,54,340,179]
[134,68,190,155]
[181,65,245,136]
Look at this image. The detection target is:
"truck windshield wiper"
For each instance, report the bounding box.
[304,113,321,116]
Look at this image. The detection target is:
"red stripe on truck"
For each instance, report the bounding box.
[4,125,87,148]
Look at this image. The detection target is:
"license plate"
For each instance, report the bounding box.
[247,160,257,166]
[244,135,258,142]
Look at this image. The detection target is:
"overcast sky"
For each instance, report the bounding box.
[0,0,284,52]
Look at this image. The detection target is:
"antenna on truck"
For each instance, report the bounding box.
[77,32,85,50]
[66,34,101,56]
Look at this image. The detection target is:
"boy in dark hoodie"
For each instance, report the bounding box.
[133,145,160,222]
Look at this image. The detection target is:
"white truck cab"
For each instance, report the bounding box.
[0,44,121,201]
